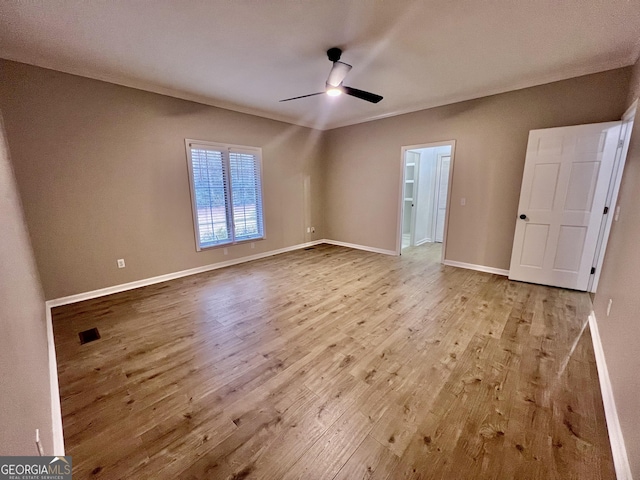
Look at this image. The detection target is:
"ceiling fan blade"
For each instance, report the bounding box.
[279,92,325,102]
[342,86,383,103]
[326,61,352,87]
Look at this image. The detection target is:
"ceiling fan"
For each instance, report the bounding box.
[280,48,383,104]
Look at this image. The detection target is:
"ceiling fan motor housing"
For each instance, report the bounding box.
[327,47,342,62]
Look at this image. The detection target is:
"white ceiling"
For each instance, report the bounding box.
[1,1,639,130]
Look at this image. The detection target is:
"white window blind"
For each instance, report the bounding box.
[230,150,264,241]
[186,141,265,250]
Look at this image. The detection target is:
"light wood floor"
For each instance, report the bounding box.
[53,243,615,479]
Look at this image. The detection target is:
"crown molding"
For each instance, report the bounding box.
[1,52,635,132]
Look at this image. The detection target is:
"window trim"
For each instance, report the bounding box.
[185,139,266,251]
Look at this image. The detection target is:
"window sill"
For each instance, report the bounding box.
[196,236,266,252]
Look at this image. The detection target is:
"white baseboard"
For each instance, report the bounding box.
[43,242,629,478]
[45,306,64,456]
[415,238,432,247]
[46,240,325,308]
[588,311,633,480]
[44,238,325,455]
[322,239,397,256]
[43,237,398,457]
[442,259,509,277]
[45,238,397,310]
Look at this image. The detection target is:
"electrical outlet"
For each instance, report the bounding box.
[306,227,311,233]
[223,248,228,255]
[460,198,466,206]
[607,299,613,317]
[117,258,125,268]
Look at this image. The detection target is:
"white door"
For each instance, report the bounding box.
[434,154,450,242]
[509,122,621,291]
[402,151,420,248]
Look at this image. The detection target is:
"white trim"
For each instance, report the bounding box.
[42,237,630,478]
[185,139,265,252]
[397,150,408,253]
[46,240,324,308]
[8,54,633,132]
[589,111,635,292]
[588,311,633,480]
[409,151,420,247]
[46,239,399,308]
[322,57,635,130]
[322,239,397,256]
[44,239,324,456]
[622,98,638,121]
[401,140,458,151]
[397,141,456,264]
[45,306,64,455]
[414,238,432,247]
[439,143,455,264]
[434,152,452,245]
[443,259,510,277]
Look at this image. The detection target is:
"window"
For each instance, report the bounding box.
[185,140,265,250]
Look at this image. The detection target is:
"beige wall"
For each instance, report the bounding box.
[1,58,638,467]
[0,114,53,454]
[0,60,326,300]
[324,69,631,268]
[592,57,640,477]
[0,61,629,300]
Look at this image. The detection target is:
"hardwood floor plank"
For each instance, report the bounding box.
[52,243,615,479]
[333,434,399,480]
[280,407,374,480]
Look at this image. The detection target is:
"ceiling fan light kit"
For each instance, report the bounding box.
[280,48,383,104]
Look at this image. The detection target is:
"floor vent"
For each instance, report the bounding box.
[79,327,101,345]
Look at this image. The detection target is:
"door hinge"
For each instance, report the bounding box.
[591,267,596,275]
[604,206,609,215]
[618,139,624,148]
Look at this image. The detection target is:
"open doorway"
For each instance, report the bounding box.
[397,141,455,261]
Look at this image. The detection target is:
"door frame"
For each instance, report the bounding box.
[432,152,451,243]
[588,99,637,292]
[404,150,421,247]
[396,140,457,262]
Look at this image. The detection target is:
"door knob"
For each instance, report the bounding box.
[519,214,527,220]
